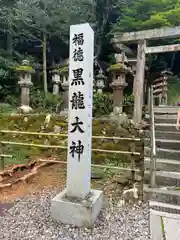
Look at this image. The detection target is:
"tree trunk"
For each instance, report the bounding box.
[42,32,48,94]
[6,31,13,58]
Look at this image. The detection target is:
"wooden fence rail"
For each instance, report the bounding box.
[0,130,142,170]
[0,140,140,155]
[0,130,141,141]
[0,129,144,200]
[39,159,141,172]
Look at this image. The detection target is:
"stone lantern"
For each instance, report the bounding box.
[108,53,129,115]
[160,70,172,106]
[152,69,172,106]
[16,60,34,113]
[52,70,61,95]
[59,65,69,115]
[95,69,106,93]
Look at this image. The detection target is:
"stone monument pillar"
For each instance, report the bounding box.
[52,71,61,95]
[108,53,129,115]
[51,23,103,228]
[16,60,34,113]
[95,69,106,93]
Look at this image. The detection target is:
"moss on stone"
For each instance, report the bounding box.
[52,66,69,74]
[15,65,35,73]
[91,167,105,179]
[92,153,107,164]
[108,63,129,73]
[0,113,144,170]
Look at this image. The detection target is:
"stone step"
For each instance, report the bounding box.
[145,157,180,172]
[155,114,177,119]
[146,113,177,119]
[155,118,176,124]
[145,114,177,124]
[145,138,180,150]
[145,130,180,141]
[154,106,179,114]
[145,170,180,187]
[156,139,180,150]
[155,123,178,132]
[155,131,180,140]
[145,147,180,160]
[144,184,180,205]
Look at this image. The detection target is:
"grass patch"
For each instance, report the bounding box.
[160,216,166,239]
[0,113,143,169]
[3,146,32,166]
[0,103,16,114]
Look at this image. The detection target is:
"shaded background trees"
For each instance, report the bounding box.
[114,0,180,83]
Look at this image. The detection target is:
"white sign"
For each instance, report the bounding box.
[67,23,94,199]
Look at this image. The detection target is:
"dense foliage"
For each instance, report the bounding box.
[0,0,123,101]
[93,92,113,117]
[114,0,180,77]
[115,0,180,32]
[1,0,180,110]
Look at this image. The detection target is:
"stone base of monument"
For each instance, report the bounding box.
[18,105,33,113]
[51,189,103,228]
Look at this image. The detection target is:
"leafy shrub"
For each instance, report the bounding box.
[0,53,18,101]
[0,103,16,114]
[4,95,19,107]
[43,92,63,113]
[30,87,63,113]
[123,94,134,117]
[124,94,134,105]
[93,92,113,117]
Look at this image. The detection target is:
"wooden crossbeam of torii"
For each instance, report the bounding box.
[113,25,180,123]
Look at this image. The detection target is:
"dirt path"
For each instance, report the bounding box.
[0,162,119,204]
[0,163,67,203]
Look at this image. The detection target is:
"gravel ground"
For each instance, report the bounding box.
[0,188,149,240]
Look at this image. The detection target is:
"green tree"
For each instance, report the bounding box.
[92,0,127,58]
[15,0,95,94]
[113,0,180,76]
[0,0,19,58]
[114,0,180,32]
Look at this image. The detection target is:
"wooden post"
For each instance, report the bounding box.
[0,156,5,170]
[139,133,144,201]
[0,142,4,170]
[148,87,151,113]
[130,141,136,185]
[43,32,48,94]
[133,40,146,123]
[150,86,156,188]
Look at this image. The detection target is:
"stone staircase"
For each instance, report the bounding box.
[144,106,180,204]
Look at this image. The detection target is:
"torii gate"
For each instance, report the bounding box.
[113,26,180,123]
